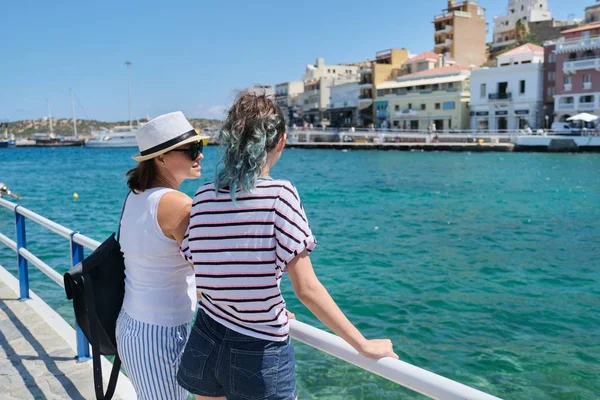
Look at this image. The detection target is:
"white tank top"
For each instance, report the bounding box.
[120,187,196,327]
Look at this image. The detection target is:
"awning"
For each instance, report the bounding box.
[377,74,468,90]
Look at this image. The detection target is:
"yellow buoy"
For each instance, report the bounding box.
[72,192,79,200]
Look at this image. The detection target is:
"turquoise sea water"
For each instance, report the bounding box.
[0,147,599,399]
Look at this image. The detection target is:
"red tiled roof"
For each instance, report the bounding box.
[400,65,470,79]
[499,43,544,57]
[562,22,600,34]
[407,51,439,62]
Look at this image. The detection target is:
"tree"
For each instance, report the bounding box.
[515,19,530,43]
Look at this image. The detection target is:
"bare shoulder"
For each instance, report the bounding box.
[157,191,192,222]
[157,191,192,241]
[160,190,192,209]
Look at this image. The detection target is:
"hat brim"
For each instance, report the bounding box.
[132,135,210,162]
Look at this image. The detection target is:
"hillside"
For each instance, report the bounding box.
[5,118,222,138]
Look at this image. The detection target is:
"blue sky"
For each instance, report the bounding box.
[0,0,591,122]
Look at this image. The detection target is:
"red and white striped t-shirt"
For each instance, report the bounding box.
[181,178,316,341]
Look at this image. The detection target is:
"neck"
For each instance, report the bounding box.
[261,164,271,178]
[153,173,180,190]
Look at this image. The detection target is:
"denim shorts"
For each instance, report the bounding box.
[177,309,297,400]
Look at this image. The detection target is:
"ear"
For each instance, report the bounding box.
[276,132,287,153]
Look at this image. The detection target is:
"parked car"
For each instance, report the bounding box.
[551,122,580,135]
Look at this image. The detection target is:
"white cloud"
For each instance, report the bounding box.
[196,104,226,119]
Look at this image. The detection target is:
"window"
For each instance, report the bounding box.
[520,80,526,94]
[581,95,594,103]
[564,76,572,84]
[547,87,555,96]
[549,53,556,63]
[521,5,524,11]
[408,103,412,109]
[584,74,592,83]
[395,104,400,111]
[435,103,441,110]
[421,104,426,110]
[480,83,487,98]
[448,82,454,89]
[548,71,556,81]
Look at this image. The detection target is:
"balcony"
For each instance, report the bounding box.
[579,101,595,110]
[563,57,600,74]
[433,10,471,21]
[359,81,373,88]
[557,102,575,110]
[564,83,572,91]
[584,81,593,90]
[488,92,512,101]
[435,24,453,34]
[434,39,453,48]
[556,36,600,54]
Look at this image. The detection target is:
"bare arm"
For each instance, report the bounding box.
[156,191,192,247]
[287,250,398,360]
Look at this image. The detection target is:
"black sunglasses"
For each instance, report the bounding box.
[170,141,203,160]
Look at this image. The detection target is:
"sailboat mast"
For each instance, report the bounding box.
[46,100,53,135]
[125,60,132,131]
[70,89,78,137]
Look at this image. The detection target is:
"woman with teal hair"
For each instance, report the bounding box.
[177,91,397,400]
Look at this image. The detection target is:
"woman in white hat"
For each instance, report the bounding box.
[116,111,208,400]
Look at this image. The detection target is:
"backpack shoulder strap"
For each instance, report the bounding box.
[81,274,121,400]
[116,192,132,242]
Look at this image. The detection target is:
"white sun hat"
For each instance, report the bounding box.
[132,111,209,162]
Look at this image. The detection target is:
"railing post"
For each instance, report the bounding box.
[70,231,91,362]
[15,206,29,300]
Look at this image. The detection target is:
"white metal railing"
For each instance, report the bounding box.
[558,103,575,110]
[556,36,600,53]
[563,58,600,74]
[0,197,502,399]
[579,102,595,110]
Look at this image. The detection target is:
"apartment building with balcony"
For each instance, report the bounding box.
[542,41,557,127]
[470,44,544,131]
[554,22,600,121]
[492,0,552,49]
[327,82,360,127]
[375,65,471,131]
[432,0,487,67]
[274,81,304,125]
[297,58,360,125]
[358,49,411,126]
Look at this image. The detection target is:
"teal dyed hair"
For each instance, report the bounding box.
[215,91,286,199]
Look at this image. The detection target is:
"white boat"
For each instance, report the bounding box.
[85,127,138,148]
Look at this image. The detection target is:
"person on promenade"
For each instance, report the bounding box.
[116,111,208,400]
[176,91,398,400]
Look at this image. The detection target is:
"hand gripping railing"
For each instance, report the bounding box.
[0,197,501,399]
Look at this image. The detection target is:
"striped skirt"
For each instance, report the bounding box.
[116,310,189,400]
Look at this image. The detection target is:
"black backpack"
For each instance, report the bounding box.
[64,193,130,399]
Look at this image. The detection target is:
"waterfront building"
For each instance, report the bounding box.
[376,53,471,131]
[492,0,552,49]
[297,58,359,125]
[553,22,600,122]
[470,43,544,131]
[358,49,411,126]
[432,0,487,67]
[327,82,360,127]
[275,81,304,125]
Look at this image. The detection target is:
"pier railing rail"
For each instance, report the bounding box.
[283,127,576,144]
[0,197,501,400]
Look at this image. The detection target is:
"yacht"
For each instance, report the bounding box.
[85,126,138,148]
